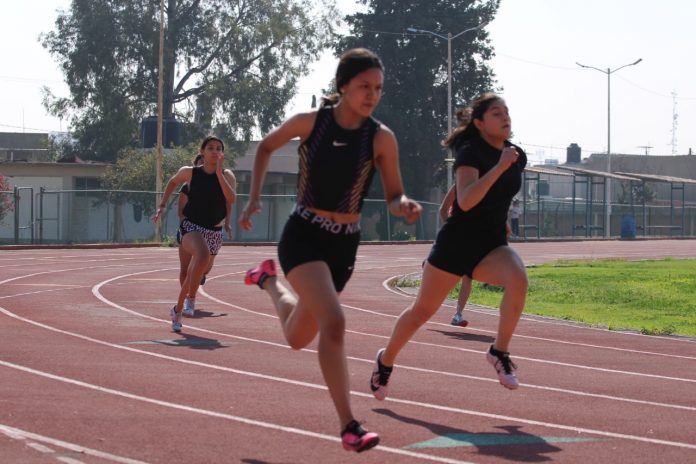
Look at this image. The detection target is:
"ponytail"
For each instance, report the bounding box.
[320,94,340,107]
[442,92,502,149]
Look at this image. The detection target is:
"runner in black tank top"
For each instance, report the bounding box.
[176,154,233,311]
[238,48,422,453]
[371,93,529,400]
[153,136,236,332]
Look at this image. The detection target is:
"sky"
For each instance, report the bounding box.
[2,1,695,165]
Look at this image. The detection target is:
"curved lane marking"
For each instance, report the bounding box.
[0,361,473,464]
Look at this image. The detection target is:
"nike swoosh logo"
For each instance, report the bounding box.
[332,141,348,147]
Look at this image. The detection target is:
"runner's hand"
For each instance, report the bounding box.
[239,199,262,231]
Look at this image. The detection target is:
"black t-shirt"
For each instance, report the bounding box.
[450,137,526,231]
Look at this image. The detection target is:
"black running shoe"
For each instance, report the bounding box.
[486,344,519,389]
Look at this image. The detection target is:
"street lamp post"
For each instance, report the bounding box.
[407,23,486,191]
[576,58,642,238]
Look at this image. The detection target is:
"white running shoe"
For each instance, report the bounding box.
[170,306,183,333]
[370,349,392,401]
[182,297,195,317]
[486,345,519,389]
[450,312,469,327]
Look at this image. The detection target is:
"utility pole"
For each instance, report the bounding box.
[576,58,642,238]
[406,23,487,191]
[155,0,165,242]
[637,145,652,156]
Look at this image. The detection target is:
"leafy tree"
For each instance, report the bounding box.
[337,0,500,202]
[41,0,337,162]
[0,173,14,223]
[102,145,199,216]
[618,181,656,205]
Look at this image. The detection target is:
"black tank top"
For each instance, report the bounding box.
[296,106,379,214]
[182,166,227,228]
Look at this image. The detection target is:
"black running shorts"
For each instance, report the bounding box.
[427,220,507,278]
[277,211,361,292]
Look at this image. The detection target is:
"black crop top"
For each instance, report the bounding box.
[296,106,380,214]
[182,166,227,228]
[450,137,527,229]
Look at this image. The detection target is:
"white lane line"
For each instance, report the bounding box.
[56,457,87,464]
[3,267,694,410]
[208,273,696,380]
[380,275,696,352]
[2,310,695,452]
[343,317,696,384]
[203,289,696,411]
[0,424,145,464]
[0,287,86,300]
[0,362,473,464]
[26,442,55,453]
[201,277,696,384]
[109,268,696,400]
[0,263,162,286]
[8,283,81,287]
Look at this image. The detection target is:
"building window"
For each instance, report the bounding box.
[74,177,102,196]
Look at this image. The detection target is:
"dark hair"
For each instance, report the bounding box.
[200,135,224,151]
[442,92,503,149]
[321,48,384,107]
[192,154,203,165]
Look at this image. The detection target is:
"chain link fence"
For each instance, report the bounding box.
[1,188,694,245]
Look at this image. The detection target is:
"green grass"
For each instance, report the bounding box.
[445,259,696,337]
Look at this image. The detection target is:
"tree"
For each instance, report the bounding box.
[337,0,500,202]
[618,181,656,205]
[41,0,337,162]
[102,145,197,216]
[0,173,14,223]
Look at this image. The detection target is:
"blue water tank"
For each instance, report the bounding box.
[141,116,181,148]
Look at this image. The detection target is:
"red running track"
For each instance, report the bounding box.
[1,240,695,463]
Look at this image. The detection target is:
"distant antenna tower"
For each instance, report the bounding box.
[671,91,678,155]
[637,145,653,156]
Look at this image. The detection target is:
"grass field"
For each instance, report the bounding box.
[408,259,696,337]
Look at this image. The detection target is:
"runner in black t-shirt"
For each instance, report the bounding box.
[371,93,528,397]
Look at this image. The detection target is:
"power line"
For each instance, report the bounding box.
[494,54,696,100]
[0,122,61,133]
[0,75,64,85]
[496,53,578,71]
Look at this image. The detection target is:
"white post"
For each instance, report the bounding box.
[605,68,611,238]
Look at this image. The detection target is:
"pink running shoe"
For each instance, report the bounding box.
[244,259,277,289]
[341,420,379,453]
